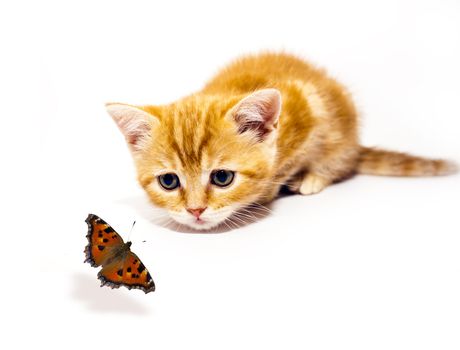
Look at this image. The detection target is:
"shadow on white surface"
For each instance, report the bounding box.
[71,273,152,315]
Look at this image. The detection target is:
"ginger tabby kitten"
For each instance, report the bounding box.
[106,53,456,230]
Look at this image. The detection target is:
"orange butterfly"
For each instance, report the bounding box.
[84,214,155,294]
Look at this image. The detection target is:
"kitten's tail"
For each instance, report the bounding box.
[357,146,457,177]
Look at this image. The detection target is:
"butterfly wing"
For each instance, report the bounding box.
[98,251,155,294]
[84,214,125,267]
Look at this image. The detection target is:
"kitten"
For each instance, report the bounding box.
[106,53,456,230]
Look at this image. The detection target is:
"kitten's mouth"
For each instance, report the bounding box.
[186,217,220,230]
[168,208,234,231]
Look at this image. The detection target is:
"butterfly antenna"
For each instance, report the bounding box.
[126,220,136,242]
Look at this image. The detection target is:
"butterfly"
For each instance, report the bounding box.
[84,214,155,294]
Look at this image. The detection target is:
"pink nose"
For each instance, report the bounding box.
[186,207,207,218]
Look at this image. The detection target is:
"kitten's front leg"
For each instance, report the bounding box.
[283,170,330,195]
[299,173,330,195]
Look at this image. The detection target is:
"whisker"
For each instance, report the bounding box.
[233,211,256,222]
[233,211,254,221]
[222,219,232,231]
[230,214,247,226]
[226,217,240,229]
[251,202,273,213]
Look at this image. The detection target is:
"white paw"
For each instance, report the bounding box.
[299,174,329,195]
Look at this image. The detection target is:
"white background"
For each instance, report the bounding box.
[1,1,459,349]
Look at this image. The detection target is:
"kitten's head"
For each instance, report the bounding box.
[106,89,281,230]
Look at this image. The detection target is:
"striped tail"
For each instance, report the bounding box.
[357,146,457,177]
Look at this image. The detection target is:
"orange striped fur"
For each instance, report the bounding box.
[358,147,456,177]
[106,52,456,230]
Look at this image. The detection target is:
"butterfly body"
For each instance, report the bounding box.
[84,214,155,294]
[96,241,132,267]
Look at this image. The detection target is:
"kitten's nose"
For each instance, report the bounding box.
[186,207,207,219]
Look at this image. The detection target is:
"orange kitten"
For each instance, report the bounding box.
[106,53,456,230]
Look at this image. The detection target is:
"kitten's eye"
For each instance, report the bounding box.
[158,173,180,190]
[211,170,235,187]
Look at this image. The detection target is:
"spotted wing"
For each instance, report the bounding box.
[84,214,125,267]
[98,251,155,294]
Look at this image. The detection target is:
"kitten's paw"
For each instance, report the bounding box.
[299,174,329,195]
[285,179,302,193]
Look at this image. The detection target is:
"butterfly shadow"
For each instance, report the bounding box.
[71,273,152,316]
[117,194,274,233]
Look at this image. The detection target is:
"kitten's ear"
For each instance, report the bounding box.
[229,88,281,142]
[105,103,159,151]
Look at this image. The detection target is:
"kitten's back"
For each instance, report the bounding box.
[202,52,326,95]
